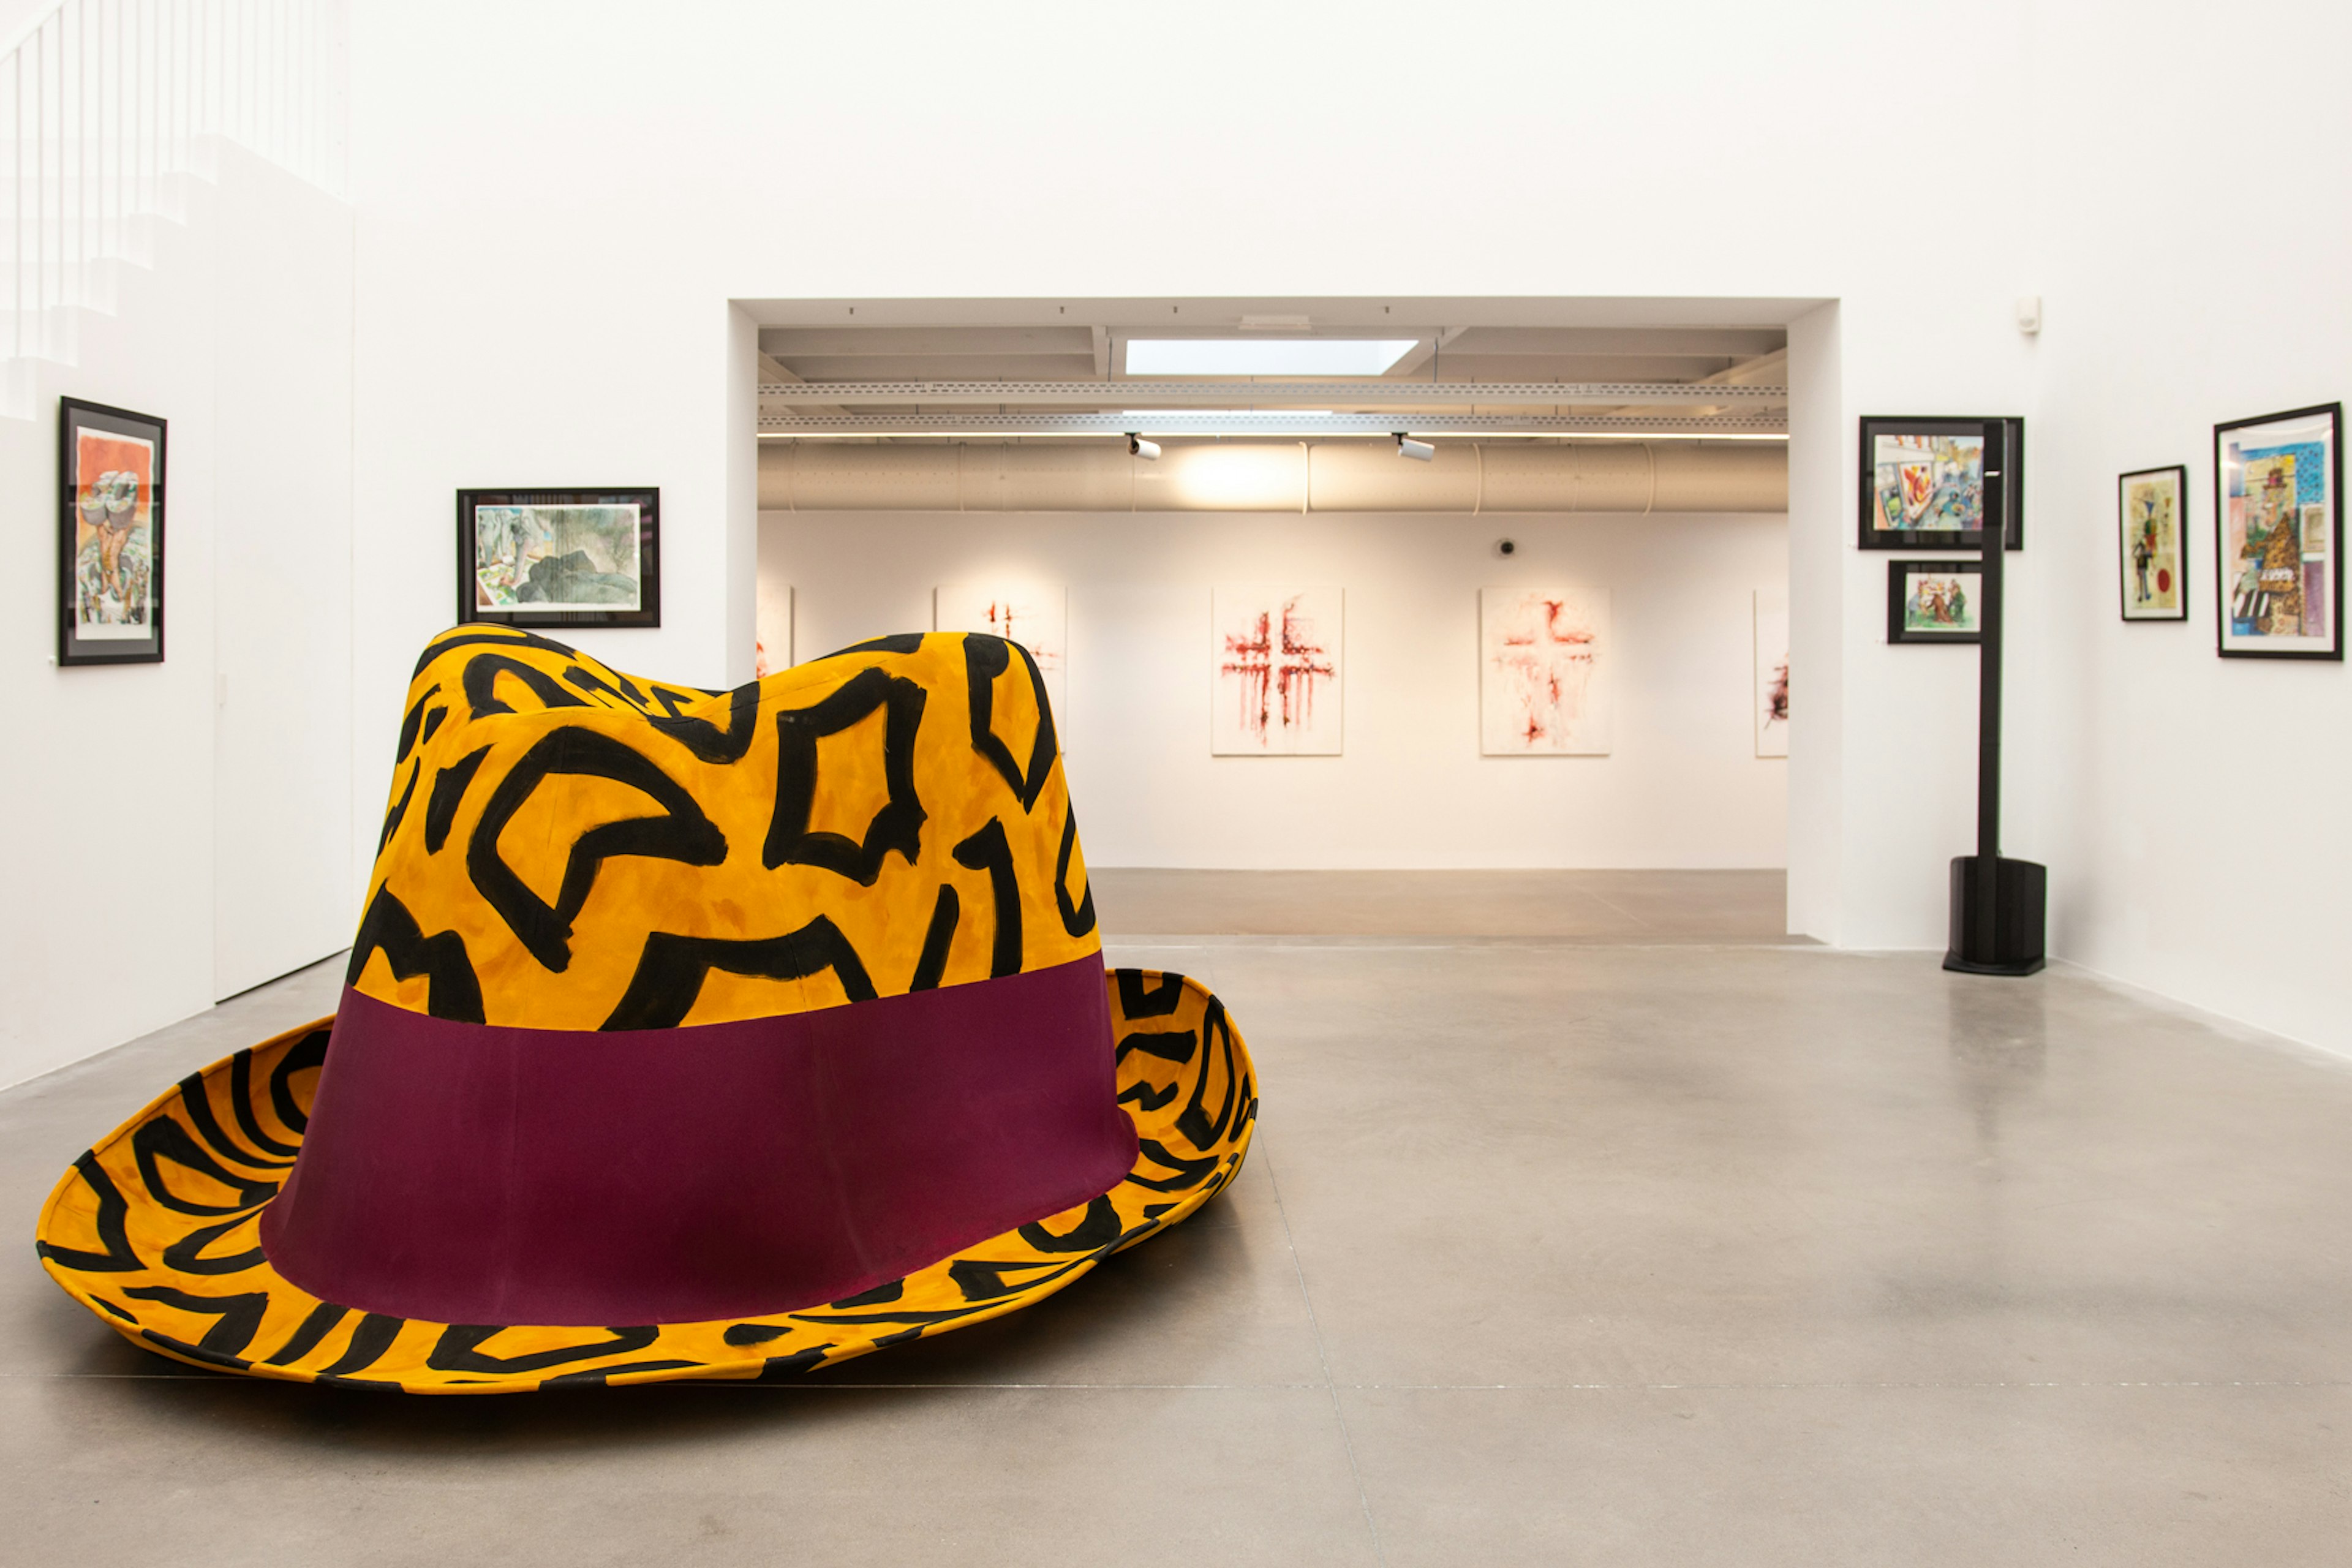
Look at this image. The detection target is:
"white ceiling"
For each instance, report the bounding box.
[749,299,1795,432]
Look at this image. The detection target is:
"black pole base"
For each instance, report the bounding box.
[1943,854,2047,976]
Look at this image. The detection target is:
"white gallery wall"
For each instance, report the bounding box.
[0,145,355,1090]
[764,508,1788,868]
[343,0,2035,936]
[109,0,2300,1062]
[2022,1,2352,1054]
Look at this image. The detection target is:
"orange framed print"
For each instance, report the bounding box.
[57,398,166,665]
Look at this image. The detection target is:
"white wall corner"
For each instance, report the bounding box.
[723,303,760,688]
[1784,300,1844,944]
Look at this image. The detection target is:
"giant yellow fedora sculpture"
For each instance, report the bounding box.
[36,627,1256,1392]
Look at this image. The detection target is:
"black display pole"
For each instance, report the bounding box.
[1944,420,2046,976]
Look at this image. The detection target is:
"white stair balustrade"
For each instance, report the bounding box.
[0,0,345,411]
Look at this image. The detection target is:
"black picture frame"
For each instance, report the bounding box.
[2213,404,2341,660]
[1887,558,1982,644]
[1858,416,2024,551]
[2117,464,2188,622]
[456,488,660,628]
[58,397,167,665]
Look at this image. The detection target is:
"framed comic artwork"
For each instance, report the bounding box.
[2214,405,2340,659]
[1887,558,1982,645]
[58,398,167,665]
[1859,416,2023,551]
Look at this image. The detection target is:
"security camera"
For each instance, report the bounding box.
[1128,434,1161,461]
[1495,538,1518,557]
[1393,432,1435,462]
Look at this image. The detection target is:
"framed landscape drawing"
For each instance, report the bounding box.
[1888,559,1982,644]
[2117,465,2187,621]
[936,581,1069,726]
[1212,585,1342,755]
[1858,417,2023,551]
[1479,586,1610,755]
[58,398,166,665]
[2214,405,2341,660]
[1754,588,1789,757]
[457,489,660,628]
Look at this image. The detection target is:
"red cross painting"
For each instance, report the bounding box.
[1212,586,1342,754]
[1479,586,1611,755]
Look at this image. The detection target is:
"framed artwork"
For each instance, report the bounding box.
[2117,465,2187,621]
[1478,586,1610,755]
[1858,417,2023,551]
[2214,404,2341,660]
[935,582,1068,724]
[1212,585,1342,755]
[1754,588,1789,757]
[58,398,166,665]
[456,489,659,628]
[1888,559,1982,644]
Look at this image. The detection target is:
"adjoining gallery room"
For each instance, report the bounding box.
[4,3,2351,1565]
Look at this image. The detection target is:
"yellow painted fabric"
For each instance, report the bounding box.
[352,626,1100,1030]
[34,626,1259,1391]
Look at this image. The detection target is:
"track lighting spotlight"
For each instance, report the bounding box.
[1128,434,1161,460]
[1394,432,1435,462]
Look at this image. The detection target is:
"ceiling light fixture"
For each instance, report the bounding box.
[1121,410,1335,420]
[1124,339,1420,377]
[1394,433,1436,461]
[1127,434,1161,460]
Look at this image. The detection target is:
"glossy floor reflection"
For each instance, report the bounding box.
[7,879,2352,1565]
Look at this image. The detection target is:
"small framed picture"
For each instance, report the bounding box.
[58,398,167,665]
[457,488,660,628]
[2117,466,2188,621]
[1888,559,1982,644]
[2214,405,2340,660]
[1858,416,2023,551]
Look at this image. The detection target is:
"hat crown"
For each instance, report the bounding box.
[350,627,1098,1031]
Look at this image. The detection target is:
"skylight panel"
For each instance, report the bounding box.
[1124,339,1420,377]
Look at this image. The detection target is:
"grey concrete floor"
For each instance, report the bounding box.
[7,873,2352,1565]
[1086,865,1794,940]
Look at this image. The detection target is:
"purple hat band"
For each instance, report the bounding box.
[258,956,1137,1327]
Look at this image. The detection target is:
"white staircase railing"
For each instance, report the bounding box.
[1,0,347,366]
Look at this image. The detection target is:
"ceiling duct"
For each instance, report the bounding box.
[759,440,1785,514]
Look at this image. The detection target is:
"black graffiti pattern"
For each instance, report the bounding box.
[468,728,728,973]
[423,745,492,854]
[344,886,486,1023]
[601,918,879,1031]
[951,818,1023,978]
[1055,809,1097,938]
[763,666,929,882]
[962,633,1060,811]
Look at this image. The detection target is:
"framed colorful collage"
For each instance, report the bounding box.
[2214,405,2340,660]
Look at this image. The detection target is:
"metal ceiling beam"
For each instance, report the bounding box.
[756,411,1788,437]
[753,379,1788,407]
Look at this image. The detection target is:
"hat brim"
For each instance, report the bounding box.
[37,968,1255,1393]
